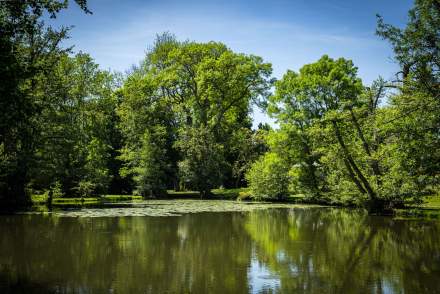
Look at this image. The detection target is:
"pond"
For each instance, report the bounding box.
[0,200,439,293]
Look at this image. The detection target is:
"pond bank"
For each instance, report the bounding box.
[29,189,440,219]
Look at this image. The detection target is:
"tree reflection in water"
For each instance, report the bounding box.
[0,208,439,293]
[244,208,440,293]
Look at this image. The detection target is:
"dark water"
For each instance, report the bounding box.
[0,207,439,293]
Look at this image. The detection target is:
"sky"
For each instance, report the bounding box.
[49,0,414,127]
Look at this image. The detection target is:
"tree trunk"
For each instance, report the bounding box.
[2,169,31,208]
[200,189,212,199]
[349,108,382,186]
[343,158,367,194]
[332,120,377,200]
[302,138,321,197]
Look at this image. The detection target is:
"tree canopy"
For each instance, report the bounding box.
[0,0,438,213]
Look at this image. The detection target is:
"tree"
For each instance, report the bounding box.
[120,127,169,198]
[376,0,440,197]
[161,40,272,191]
[377,0,440,96]
[30,53,117,197]
[117,67,176,197]
[0,0,90,206]
[119,34,273,195]
[230,126,269,188]
[268,71,328,199]
[176,126,225,197]
[267,56,394,210]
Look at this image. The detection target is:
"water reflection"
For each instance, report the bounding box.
[0,208,439,293]
[248,257,281,293]
[244,209,440,293]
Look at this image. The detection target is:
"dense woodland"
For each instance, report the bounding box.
[0,0,439,212]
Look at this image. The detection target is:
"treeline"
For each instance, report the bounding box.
[1,0,439,211]
[0,0,271,205]
[247,0,440,211]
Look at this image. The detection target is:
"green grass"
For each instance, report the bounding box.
[102,195,142,201]
[211,188,248,199]
[32,189,248,206]
[396,194,440,219]
[420,195,440,209]
[166,190,201,198]
[166,188,249,199]
[31,194,142,206]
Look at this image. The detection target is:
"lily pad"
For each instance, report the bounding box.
[43,200,324,218]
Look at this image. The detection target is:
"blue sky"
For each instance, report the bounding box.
[50,0,413,127]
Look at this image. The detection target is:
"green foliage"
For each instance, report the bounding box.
[265,50,438,209]
[1,0,438,211]
[120,127,169,198]
[0,0,89,205]
[30,53,117,197]
[377,0,440,95]
[50,181,64,199]
[375,0,440,201]
[246,152,290,200]
[84,138,111,194]
[268,55,378,205]
[117,34,273,195]
[176,126,225,197]
[256,0,440,210]
[230,126,269,187]
[117,64,176,197]
[75,180,95,198]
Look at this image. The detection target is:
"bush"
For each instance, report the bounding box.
[245,152,290,200]
[75,180,95,198]
[50,181,64,198]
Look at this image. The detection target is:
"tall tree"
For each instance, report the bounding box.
[0,0,90,206]
[266,56,392,210]
[31,53,117,197]
[158,40,272,194]
[118,34,273,196]
[377,0,440,199]
[117,67,176,198]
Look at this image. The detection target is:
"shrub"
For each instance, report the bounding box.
[245,152,290,200]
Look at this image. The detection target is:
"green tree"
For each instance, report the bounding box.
[117,66,176,197]
[119,34,273,195]
[377,0,439,96]
[376,0,440,196]
[268,71,328,199]
[230,126,269,187]
[31,53,116,197]
[0,0,89,206]
[267,56,392,210]
[176,126,225,197]
[120,127,169,198]
[245,152,290,200]
[160,40,272,191]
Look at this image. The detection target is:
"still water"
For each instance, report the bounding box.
[0,201,439,293]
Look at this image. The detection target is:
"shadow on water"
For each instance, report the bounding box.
[0,271,58,294]
[0,206,439,293]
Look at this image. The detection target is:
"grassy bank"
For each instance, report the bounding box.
[31,188,250,207]
[31,194,143,206]
[421,195,440,209]
[395,194,440,219]
[165,188,248,200]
